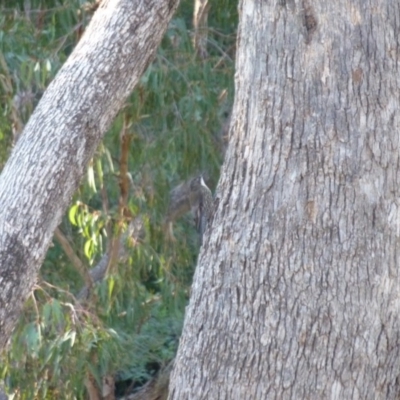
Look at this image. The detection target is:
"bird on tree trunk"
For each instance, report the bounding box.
[189,175,213,245]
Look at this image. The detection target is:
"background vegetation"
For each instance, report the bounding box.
[0,0,237,398]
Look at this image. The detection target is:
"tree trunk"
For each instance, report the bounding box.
[193,0,209,59]
[169,1,400,398]
[0,0,179,352]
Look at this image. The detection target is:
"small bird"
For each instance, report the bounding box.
[189,175,213,244]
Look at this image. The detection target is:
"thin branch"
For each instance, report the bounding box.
[85,372,102,400]
[54,227,93,288]
[78,217,144,300]
[106,113,132,275]
[101,181,112,240]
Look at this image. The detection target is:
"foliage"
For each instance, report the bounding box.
[0,0,237,398]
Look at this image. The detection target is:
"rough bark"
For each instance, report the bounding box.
[193,0,209,59]
[170,1,400,399]
[0,0,179,351]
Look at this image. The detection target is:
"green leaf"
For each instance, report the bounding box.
[96,158,103,186]
[68,203,79,226]
[108,276,115,300]
[24,323,41,356]
[62,330,76,348]
[51,300,62,325]
[84,239,93,260]
[87,163,97,192]
[105,148,114,173]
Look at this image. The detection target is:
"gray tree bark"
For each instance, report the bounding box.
[169,0,400,398]
[0,0,179,351]
[193,0,209,59]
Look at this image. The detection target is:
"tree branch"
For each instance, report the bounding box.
[106,113,132,275]
[0,0,180,351]
[78,216,144,300]
[54,227,93,289]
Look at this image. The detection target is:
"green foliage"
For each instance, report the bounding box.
[0,0,237,398]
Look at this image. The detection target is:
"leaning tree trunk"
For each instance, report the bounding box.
[169,1,400,398]
[0,0,179,352]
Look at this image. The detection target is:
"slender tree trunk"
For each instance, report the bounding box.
[169,1,400,398]
[193,0,209,59]
[0,0,180,352]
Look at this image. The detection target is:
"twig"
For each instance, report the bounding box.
[101,184,112,239]
[106,113,132,275]
[78,217,144,300]
[54,227,93,289]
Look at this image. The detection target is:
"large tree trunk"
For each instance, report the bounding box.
[0,0,179,351]
[169,1,400,398]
